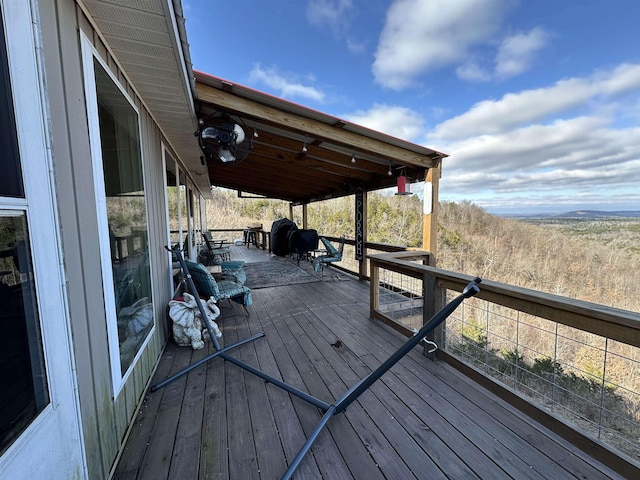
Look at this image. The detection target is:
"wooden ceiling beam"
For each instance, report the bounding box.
[196,83,436,168]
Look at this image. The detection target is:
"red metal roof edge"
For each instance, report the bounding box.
[193,70,448,160]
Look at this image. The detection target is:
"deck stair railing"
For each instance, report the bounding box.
[368,251,640,475]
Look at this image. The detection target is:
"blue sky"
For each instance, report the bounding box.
[183,0,640,215]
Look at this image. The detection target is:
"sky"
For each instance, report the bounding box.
[183,0,640,215]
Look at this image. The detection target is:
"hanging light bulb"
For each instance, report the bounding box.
[302,142,308,153]
[351,154,356,163]
[253,128,259,138]
[387,164,393,176]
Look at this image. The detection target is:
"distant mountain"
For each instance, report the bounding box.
[553,210,640,218]
[499,210,640,219]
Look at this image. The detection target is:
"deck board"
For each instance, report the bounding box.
[113,246,630,479]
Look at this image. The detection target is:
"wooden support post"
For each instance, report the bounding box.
[302,203,308,229]
[355,187,367,280]
[422,161,441,265]
[369,259,380,319]
[289,203,294,222]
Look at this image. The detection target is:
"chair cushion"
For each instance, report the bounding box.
[217,280,253,306]
[221,260,246,285]
[217,280,248,298]
[184,259,220,298]
[223,268,246,285]
[185,259,252,306]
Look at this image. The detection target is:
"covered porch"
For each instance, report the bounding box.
[113,245,625,479]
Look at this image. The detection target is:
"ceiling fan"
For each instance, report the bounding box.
[195,113,252,165]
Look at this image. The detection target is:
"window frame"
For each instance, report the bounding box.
[81,33,156,395]
[0,0,83,467]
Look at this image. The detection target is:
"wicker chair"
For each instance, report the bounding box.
[184,259,252,314]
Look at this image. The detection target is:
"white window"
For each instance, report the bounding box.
[82,35,155,393]
[0,7,49,455]
[1,2,84,475]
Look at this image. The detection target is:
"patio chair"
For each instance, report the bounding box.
[313,236,345,276]
[201,232,231,264]
[184,259,252,314]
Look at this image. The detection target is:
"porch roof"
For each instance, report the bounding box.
[83,0,447,204]
[82,0,210,194]
[195,71,447,204]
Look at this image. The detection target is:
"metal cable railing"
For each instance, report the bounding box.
[369,251,640,468]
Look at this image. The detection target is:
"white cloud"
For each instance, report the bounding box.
[440,187,640,214]
[456,62,491,82]
[430,63,640,213]
[373,0,507,89]
[248,64,326,102]
[440,116,640,175]
[494,27,549,78]
[307,0,354,36]
[429,63,640,141]
[343,104,425,142]
[455,27,549,83]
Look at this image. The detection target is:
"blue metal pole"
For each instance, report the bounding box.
[334,277,481,414]
[150,332,264,392]
[279,277,481,479]
[220,352,331,411]
[280,405,337,480]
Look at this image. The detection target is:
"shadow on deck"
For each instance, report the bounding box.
[113,246,624,479]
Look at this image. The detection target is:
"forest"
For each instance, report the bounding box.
[205,187,640,314]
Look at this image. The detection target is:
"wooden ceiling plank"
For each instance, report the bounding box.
[208,160,345,195]
[250,130,391,177]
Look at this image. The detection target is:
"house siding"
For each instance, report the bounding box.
[39,1,177,477]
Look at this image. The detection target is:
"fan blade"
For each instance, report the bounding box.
[218,147,236,163]
[233,123,246,144]
[201,126,221,142]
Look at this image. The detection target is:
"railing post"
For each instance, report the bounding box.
[355,187,367,281]
[422,271,437,358]
[369,258,380,319]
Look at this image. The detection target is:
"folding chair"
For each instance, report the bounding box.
[313,236,345,276]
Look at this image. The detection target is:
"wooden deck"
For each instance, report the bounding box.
[113,246,626,479]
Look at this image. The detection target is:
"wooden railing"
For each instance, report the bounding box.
[368,250,640,477]
[320,234,417,279]
[369,251,640,345]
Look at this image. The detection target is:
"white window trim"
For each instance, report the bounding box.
[0,0,85,475]
[80,32,155,395]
